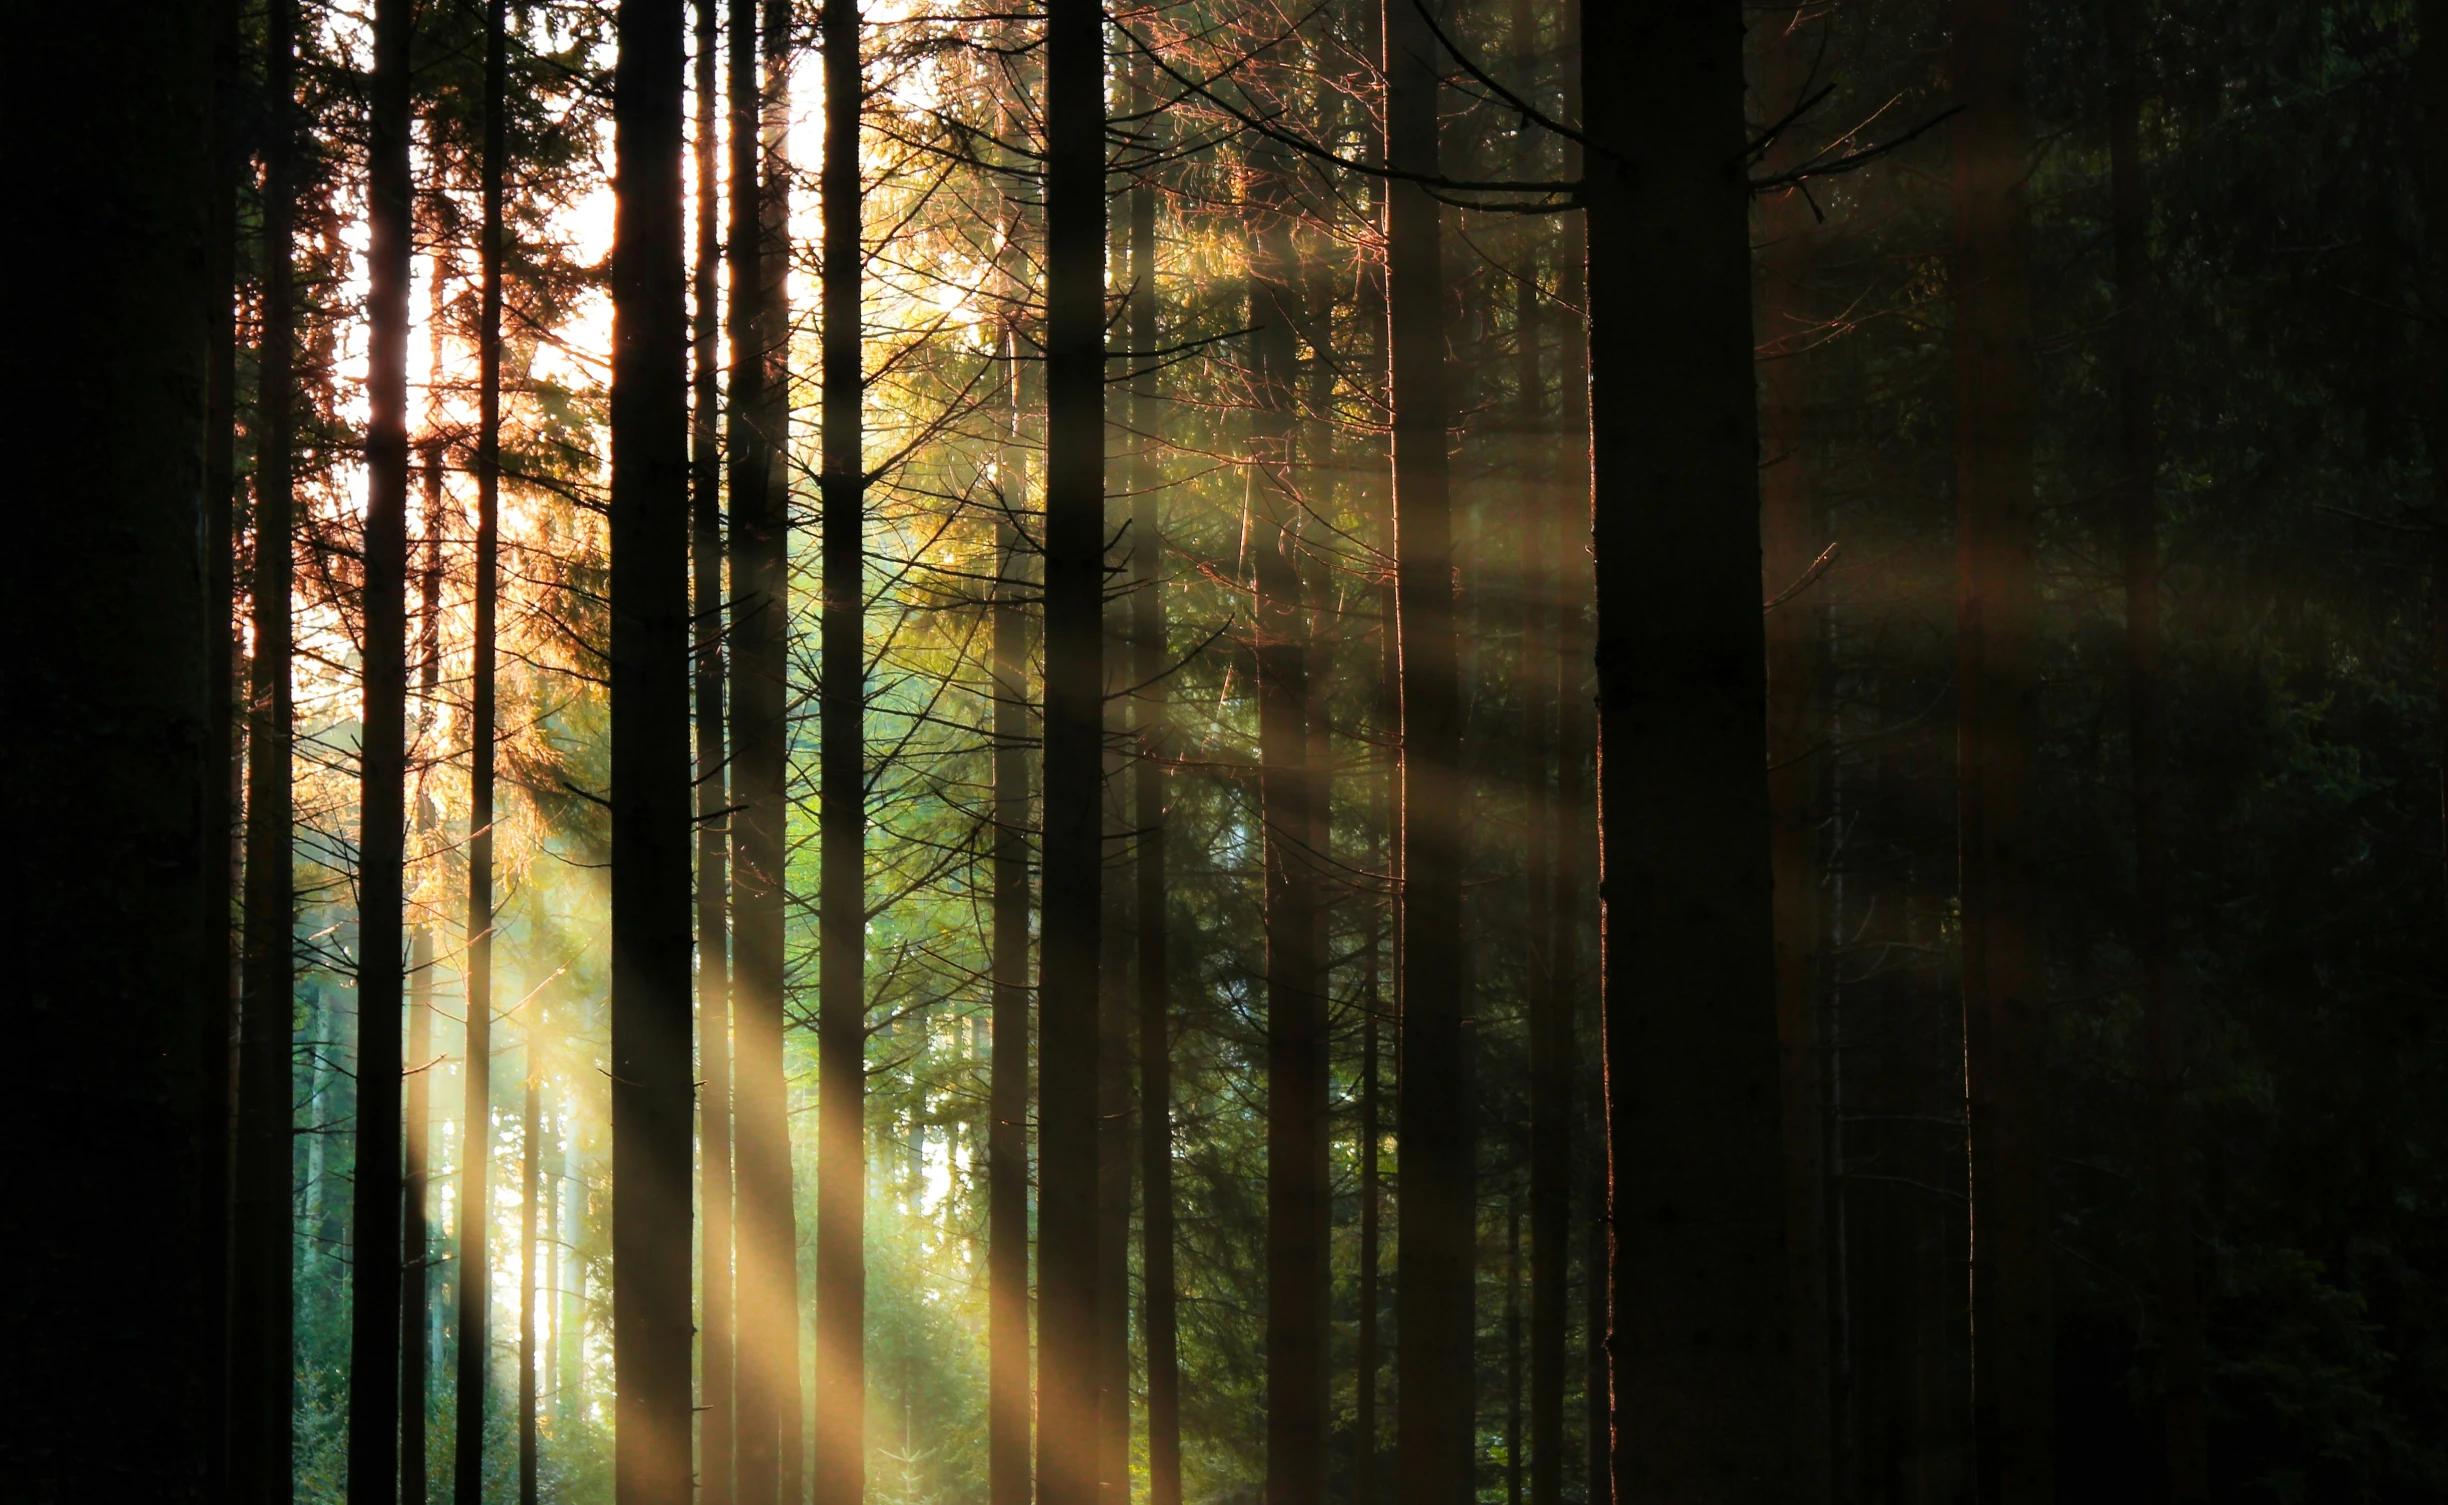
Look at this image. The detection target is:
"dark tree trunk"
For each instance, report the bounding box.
[455,0,511,1487]
[1038,1,1108,1500]
[1251,124,1325,1505]
[201,0,244,1483]
[693,0,736,1491]
[815,3,868,1502]
[1949,0,2052,1497]
[1583,4,1792,1500]
[2106,4,2205,1498]
[349,0,417,1484]
[608,0,697,1496]
[988,179,1036,1505]
[12,0,215,1485]
[1385,0,1472,1497]
[2430,0,2448,939]
[235,0,301,1488]
[730,0,798,1488]
[1757,13,1834,1499]
[1130,29,1182,1505]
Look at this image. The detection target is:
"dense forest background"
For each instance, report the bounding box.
[9,0,2448,1503]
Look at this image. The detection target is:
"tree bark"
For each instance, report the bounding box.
[694,0,736,1490]
[1756,13,1834,1501]
[1038,2,1108,1500]
[235,0,301,1489]
[1583,3,1793,1500]
[988,156,1037,1505]
[2106,4,2205,1498]
[409,452,446,1505]
[608,0,697,1496]
[815,3,868,1503]
[349,0,417,1482]
[1949,0,2053,1497]
[731,0,798,1489]
[1251,117,1325,1505]
[1385,1,1472,1497]
[452,0,511,1488]
[1131,29,1182,1505]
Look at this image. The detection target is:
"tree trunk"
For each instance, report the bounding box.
[13,0,214,1482]
[1385,0,1472,1497]
[520,1018,543,1505]
[1038,1,1108,1500]
[234,3,301,1488]
[1583,3,1792,1500]
[988,168,1036,1505]
[693,0,735,1490]
[1130,28,1182,1505]
[349,0,416,1483]
[408,450,446,1505]
[453,0,511,1487]
[730,0,798,1488]
[1251,122,1325,1505]
[1949,0,2052,1497]
[1756,13,1834,1500]
[608,0,697,1496]
[2106,4,2205,1498]
[815,3,868,1502]
[2430,0,2448,941]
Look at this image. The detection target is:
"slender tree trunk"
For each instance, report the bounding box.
[1757,13,1834,1501]
[520,1018,543,1505]
[201,0,244,1481]
[452,0,511,1489]
[407,454,446,1505]
[1356,971,1382,1505]
[731,0,798,1488]
[988,188,1036,1505]
[1130,30,1182,1505]
[1038,2,1108,1500]
[1385,1,1471,1497]
[1583,4,1792,1499]
[1949,0,2052,1497]
[608,0,697,1496]
[234,4,300,1485]
[1250,123,1325,1505]
[694,0,736,1491]
[349,0,417,1483]
[2430,0,2448,938]
[404,918,433,1505]
[2106,5,2205,1499]
[815,4,868,1503]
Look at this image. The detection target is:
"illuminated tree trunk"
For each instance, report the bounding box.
[1037,1,1108,1500]
[348,0,416,1483]
[234,0,300,1488]
[1386,0,1471,1495]
[814,2,868,1502]
[1949,0,2053,1497]
[693,0,736,1490]
[607,0,697,1495]
[1583,3,1792,1499]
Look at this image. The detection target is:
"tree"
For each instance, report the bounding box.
[348,0,418,1484]
[1037,1,1108,1500]
[1949,0,2052,1496]
[1583,2,1792,1499]
[1385,0,1472,1496]
[606,0,696,1497]
[235,0,302,1492]
[815,2,870,1502]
